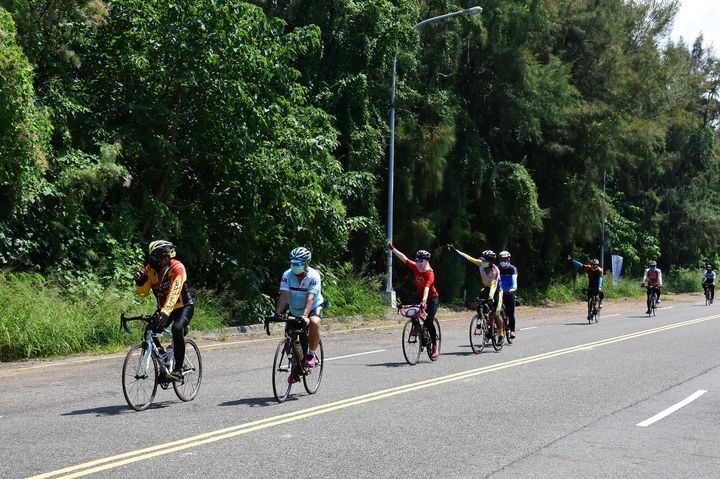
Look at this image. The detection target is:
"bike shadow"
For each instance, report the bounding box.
[219,396,282,407]
[564,322,595,326]
[365,361,410,368]
[62,401,173,417]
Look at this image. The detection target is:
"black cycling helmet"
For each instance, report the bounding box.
[415,250,431,260]
[483,250,497,261]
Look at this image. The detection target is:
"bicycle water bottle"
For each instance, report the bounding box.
[163,345,174,367]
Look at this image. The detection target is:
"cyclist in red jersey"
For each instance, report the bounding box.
[388,242,439,359]
[641,260,663,314]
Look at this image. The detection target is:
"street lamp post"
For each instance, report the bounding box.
[385,6,483,305]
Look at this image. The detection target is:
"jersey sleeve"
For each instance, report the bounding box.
[135,265,152,299]
[658,270,663,286]
[424,269,435,290]
[279,271,290,292]
[512,267,518,290]
[307,272,321,296]
[454,249,483,267]
[405,259,419,271]
[161,262,187,316]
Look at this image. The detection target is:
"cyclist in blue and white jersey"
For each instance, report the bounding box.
[498,251,518,339]
[273,247,324,381]
[702,264,716,303]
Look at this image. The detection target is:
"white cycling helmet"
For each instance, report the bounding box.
[290,247,312,263]
[499,251,511,259]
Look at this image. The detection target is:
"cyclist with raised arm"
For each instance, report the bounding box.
[702,264,715,303]
[568,255,604,321]
[388,242,440,359]
[273,247,324,383]
[641,260,663,314]
[450,245,505,345]
[499,250,518,339]
[134,240,194,382]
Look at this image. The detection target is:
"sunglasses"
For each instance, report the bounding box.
[415,258,427,263]
[290,260,306,266]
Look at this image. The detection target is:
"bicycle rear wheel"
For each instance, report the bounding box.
[303,339,324,394]
[502,310,512,344]
[122,342,158,411]
[594,298,600,323]
[490,316,503,352]
[426,318,441,361]
[402,318,422,365]
[272,339,293,402]
[173,339,202,402]
[469,315,485,354]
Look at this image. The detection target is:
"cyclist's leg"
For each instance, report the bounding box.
[587,288,593,318]
[423,298,439,346]
[493,289,504,338]
[711,284,715,301]
[171,304,194,372]
[599,289,604,307]
[646,287,652,311]
[655,287,661,304]
[307,305,323,357]
[504,292,516,334]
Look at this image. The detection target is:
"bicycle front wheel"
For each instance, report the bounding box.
[122,342,158,411]
[427,319,441,361]
[469,315,485,354]
[402,319,422,365]
[303,339,324,394]
[173,339,203,402]
[272,339,293,403]
[490,317,503,352]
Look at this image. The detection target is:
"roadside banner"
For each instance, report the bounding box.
[611,254,623,284]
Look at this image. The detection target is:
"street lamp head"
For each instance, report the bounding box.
[465,6,483,16]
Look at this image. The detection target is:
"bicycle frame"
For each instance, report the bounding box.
[121,314,167,376]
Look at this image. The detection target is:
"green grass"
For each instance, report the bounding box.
[322,263,386,318]
[0,272,224,361]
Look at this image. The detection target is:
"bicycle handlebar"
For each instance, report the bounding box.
[119,313,154,335]
[263,314,307,336]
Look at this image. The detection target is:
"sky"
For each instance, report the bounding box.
[670,0,720,53]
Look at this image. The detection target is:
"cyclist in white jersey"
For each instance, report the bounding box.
[273,247,324,381]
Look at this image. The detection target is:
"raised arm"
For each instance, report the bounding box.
[449,244,483,267]
[388,241,409,263]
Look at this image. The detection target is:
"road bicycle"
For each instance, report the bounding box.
[264,313,324,403]
[587,289,601,324]
[466,297,503,353]
[646,285,659,316]
[703,282,713,306]
[398,304,441,365]
[120,314,202,411]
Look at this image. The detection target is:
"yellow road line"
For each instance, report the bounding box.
[27,313,720,479]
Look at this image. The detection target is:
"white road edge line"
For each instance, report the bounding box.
[636,390,707,427]
[519,327,537,331]
[325,349,385,361]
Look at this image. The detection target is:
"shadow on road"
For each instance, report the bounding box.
[218,396,280,407]
[62,401,173,416]
[564,322,593,326]
[365,362,408,368]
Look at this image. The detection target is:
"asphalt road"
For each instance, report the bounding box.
[2,296,719,478]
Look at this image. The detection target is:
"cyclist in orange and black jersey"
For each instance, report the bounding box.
[134,240,194,382]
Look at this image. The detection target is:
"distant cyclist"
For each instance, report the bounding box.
[641,260,663,314]
[273,247,324,383]
[568,255,604,321]
[388,242,440,359]
[498,251,518,339]
[450,245,505,345]
[134,240,194,382]
[702,264,715,303]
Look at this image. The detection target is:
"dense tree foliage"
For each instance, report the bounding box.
[1,0,719,311]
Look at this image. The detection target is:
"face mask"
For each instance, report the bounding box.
[417,261,429,272]
[482,261,490,268]
[649,267,656,272]
[499,261,509,268]
[291,263,305,275]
